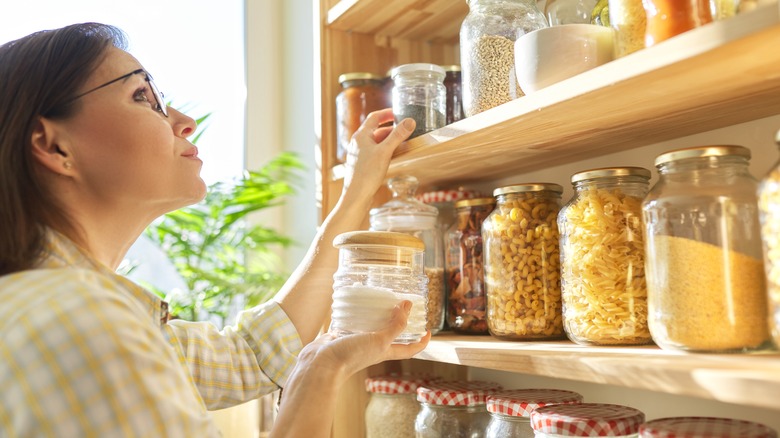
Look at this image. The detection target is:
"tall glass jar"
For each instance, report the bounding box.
[442,65,465,125]
[330,231,428,344]
[640,417,777,438]
[531,403,645,438]
[758,131,780,349]
[365,375,436,438]
[558,167,652,346]
[335,73,390,163]
[446,198,496,334]
[415,381,503,438]
[460,0,548,117]
[609,0,646,56]
[370,175,445,334]
[391,63,446,139]
[643,145,771,353]
[486,389,584,438]
[483,183,565,340]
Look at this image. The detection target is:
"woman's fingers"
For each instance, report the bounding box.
[353,108,395,143]
[386,331,431,361]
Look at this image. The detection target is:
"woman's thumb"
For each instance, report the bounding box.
[384,118,416,146]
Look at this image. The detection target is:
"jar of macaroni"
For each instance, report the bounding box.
[639,417,777,438]
[365,375,437,438]
[483,183,565,340]
[415,381,503,438]
[391,63,446,139]
[330,231,428,344]
[643,145,771,352]
[335,72,390,163]
[371,175,445,334]
[558,167,652,346]
[485,389,584,438]
[759,130,780,349]
[446,197,496,334]
[531,403,645,438]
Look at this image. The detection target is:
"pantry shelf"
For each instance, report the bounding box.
[416,333,780,411]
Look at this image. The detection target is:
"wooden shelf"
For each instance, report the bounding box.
[416,333,780,410]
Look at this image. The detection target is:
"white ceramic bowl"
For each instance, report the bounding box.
[515,24,616,94]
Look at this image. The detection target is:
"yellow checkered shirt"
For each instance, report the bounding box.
[0,231,302,437]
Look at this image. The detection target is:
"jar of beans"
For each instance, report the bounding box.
[483,183,565,340]
[415,381,503,438]
[531,403,645,438]
[335,72,390,163]
[558,167,652,346]
[485,389,584,438]
[759,130,780,349]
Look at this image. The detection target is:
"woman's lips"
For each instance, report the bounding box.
[182,146,199,158]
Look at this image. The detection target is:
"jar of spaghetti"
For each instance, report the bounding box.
[531,403,645,438]
[365,375,437,438]
[335,72,390,163]
[415,381,503,438]
[483,183,565,340]
[640,417,777,438]
[758,130,780,349]
[486,389,584,438]
[643,0,712,47]
[558,167,652,346]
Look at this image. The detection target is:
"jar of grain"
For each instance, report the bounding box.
[642,0,712,47]
[330,231,428,344]
[643,145,771,353]
[608,0,646,56]
[558,167,652,346]
[758,130,780,349]
[460,0,548,117]
[531,403,645,438]
[446,197,496,334]
[415,381,503,437]
[639,417,778,438]
[485,389,584,438]
[365,375,437,438]
[370,175,446,334]
[483,183,565,340]
[391,63,446,139]
[335,72,390,163]
[442,65,465,125]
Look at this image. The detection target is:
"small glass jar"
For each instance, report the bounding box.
[640,417,777,438]
[531,403,645,438]
[370,175,445,334]
[442,65,465,125]
[335,72,390,163]
[545,0,598,24]
[330,231,428,344]
[460,0,548,116]
[391,63,446,139]
[446,198,496,335]
[643,145,771,353]
[642,0,712,47]
[758,131,780,349]
[415,381,503,438]
[486,389,584,438]
[558,167,652,346]
[365,375,436,438]
[483,183,565,340]
[608,0,646,56]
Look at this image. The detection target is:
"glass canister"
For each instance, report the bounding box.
[758,130,780,348]
[446,197,496,334]
[485,389,584,438]
[608,0,646,56]
[442,65,465,125]
[643,145,771,353]
[460,0,548,117]
[640,417,777,438]
[418,187,482,238]
[336,72,390,163]
[415,381,503,438]
[558,167,652,346]
[483,183,565,341]
[531,403,645,438]
[330,231,428,344]
[391,63,446,139]
[545,0,598,24]
[642,0,712,47]
[365,375,437,438]
[370,175,445,334]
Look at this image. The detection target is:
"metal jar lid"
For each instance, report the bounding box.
[390,63,446,81]
[333,231,424,251]
[493,183,564,197]
[654,145,751,168]
[338,72,383,85]
[571,167,652,184]
[455,197,496,209]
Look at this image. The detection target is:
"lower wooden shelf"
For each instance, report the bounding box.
[414,333,780,410]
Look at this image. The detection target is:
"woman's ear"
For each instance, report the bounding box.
[30,117,74,175]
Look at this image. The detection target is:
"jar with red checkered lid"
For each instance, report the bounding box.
[365,375,439,438]
[639,417,777,438]
[415,380,503,437]
[417,187,482,234]
[530,403,645,438]
[485,389,584,438]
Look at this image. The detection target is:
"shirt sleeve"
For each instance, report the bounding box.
[161,300,303,410]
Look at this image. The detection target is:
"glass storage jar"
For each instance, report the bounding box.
[415,381,503,438]
[531,403,645,438]
[442,65,465,125]
[370,175,445,334]
[418,187,482,238]
[758,130,780,349]
[446,198,496,334]
[330,231,428,344]
[391,63,446,139]
[608,0,646,56]
[558,167,652,346]
[365,375,437,438]
[486,389,584,438]
[642,0,712,47]
[643,145,771,353]
[460,0,548,117]
[545,0,598,24]
[483,183,565,340]
[336,72,390,163]
[640,417,777,438]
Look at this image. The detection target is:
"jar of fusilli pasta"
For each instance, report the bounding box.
[483,183,565,340]
[558,167,652,346]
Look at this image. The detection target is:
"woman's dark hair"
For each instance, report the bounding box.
[0,23,127,275]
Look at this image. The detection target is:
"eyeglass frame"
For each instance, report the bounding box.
[64,68,168,117]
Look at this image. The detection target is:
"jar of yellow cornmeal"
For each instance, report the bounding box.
[643,145,771,353]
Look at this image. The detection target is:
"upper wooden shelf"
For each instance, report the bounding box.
[416,333,780,411]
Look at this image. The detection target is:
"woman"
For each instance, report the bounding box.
[0,23,427,437]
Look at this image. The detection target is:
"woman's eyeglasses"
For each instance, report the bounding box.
[65,68,168,117]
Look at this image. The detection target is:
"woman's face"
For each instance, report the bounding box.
[56,46,205,219]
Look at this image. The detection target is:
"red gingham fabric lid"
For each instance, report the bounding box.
[531,403,645,436]
[639,417,777,438]
[365,375,436,395]
[416,381,503,406]
[416,188,481,204]
[486,389,584,418]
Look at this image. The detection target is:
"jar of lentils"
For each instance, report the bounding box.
[531,403,645,438]
[415,380,503,438]
[639,417,777,438]
[483,183,564,340]
[558,167,652,346]
[365,375,437,438]
[485,389,584,438]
